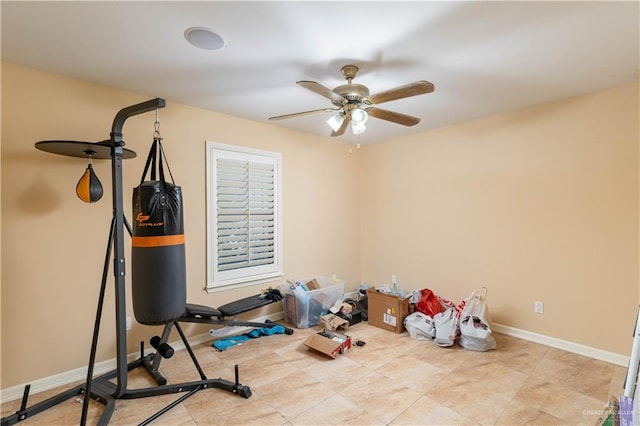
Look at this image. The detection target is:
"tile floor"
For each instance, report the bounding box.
[1,321,626,425]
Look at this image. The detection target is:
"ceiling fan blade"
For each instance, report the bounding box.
[331,114,351,137]
[297,81,345,104]
[269,107,338,121]
[366,107,421,126]
[368,80,435,105]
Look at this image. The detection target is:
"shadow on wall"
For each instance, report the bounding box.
[17,173,65,215]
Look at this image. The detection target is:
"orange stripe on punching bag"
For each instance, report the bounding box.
[132,234,185,248]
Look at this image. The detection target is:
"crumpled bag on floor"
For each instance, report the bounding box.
[404,312,435,340]
[434,307,458,347]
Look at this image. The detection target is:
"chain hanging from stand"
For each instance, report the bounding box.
[152,107,175,183]
[154,108,162,142]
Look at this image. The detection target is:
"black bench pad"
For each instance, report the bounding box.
[184,303,222,319]
[184,295,275,320]
[218,294,275,317]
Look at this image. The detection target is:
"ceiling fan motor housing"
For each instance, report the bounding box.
[331,64,370,106]
[332,83,369,106]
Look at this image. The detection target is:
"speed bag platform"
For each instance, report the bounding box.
[132,138,186,325]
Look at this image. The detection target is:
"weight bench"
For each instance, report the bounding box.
[142,292,294,386]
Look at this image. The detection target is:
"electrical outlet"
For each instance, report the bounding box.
[126,316,132,331]
[534,301,544,314]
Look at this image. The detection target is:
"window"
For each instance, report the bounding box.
[206,142,283,291]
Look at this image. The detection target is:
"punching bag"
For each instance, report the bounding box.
[76,163,103,203]
[131,138,186,325]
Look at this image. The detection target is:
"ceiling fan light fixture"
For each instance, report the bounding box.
[326,113,344,132]
[184,26,228,50]
[351,122,367,135]
[351,108,368,125]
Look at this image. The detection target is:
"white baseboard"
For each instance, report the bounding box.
[0,312,283,404]
[492,322,630,367]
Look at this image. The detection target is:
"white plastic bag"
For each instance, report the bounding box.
[434,307,458,347]
[459,287,492,338]
[458,287,496,351]
[404,312,435,340]
[459,333,497,351]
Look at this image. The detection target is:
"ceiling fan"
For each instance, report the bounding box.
[269,64,435,137]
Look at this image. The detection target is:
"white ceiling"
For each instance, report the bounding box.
[2,1,638,144]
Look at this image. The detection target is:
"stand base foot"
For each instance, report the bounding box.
[1,362,252,426]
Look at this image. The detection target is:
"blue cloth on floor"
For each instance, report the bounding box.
[212,325,286,351]
[212,335,250,351]
[247,325,286,338]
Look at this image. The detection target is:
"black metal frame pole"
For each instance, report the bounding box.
[104,98,166,398]
[80,217,116,425]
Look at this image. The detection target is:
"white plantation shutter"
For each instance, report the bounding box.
[216,158,275,271]
[206,142,282,290]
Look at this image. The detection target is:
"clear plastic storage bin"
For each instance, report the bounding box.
[281,276,345,328]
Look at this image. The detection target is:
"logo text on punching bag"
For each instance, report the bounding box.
[136,212,164,227]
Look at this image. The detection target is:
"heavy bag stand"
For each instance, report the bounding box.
[1,99,254,426]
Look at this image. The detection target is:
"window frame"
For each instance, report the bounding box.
[205,141,283,292]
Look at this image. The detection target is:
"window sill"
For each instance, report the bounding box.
[206,273,284,294]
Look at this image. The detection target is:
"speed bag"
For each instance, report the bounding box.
[131,141,186,325]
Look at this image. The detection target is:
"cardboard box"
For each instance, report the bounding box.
[366,287,411,333]
[324,330,351,353]
[306,278,320,290]
[303,331,352,359]
[320,313,350,332]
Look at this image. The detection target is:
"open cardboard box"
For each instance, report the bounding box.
[366,287,411,333]
[303,331,352,359]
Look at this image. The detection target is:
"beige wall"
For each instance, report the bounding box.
[1,62,638,390]
[0,63,361,388]
[361,82,639,355]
